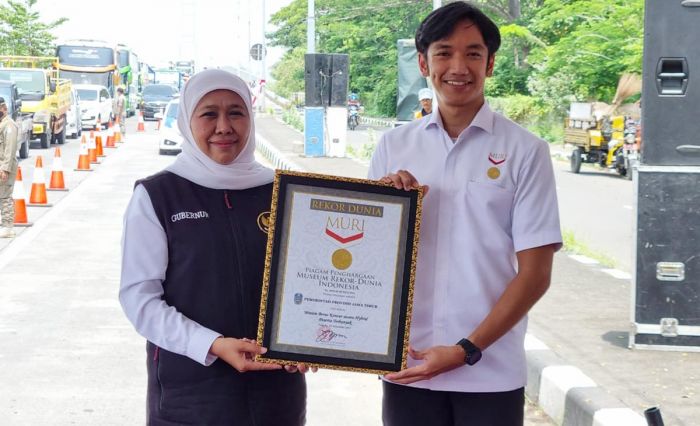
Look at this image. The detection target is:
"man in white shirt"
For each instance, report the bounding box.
[369,3,562,425]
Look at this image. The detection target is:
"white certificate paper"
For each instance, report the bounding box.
[273,188,405,357]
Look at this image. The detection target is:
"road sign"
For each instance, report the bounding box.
[250,43,266,61]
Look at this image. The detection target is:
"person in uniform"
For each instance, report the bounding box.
[0,97,19,239]
[119,69,307,425]
[113,86,126,135]
[369,3,562,425]
[414,87,434,119]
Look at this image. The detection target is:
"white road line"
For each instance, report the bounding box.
[568,254,599,265]
[623,205,633,210]
[593,407,646,426]
[601,269,632,280]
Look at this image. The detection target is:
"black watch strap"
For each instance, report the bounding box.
[456,338,482,366]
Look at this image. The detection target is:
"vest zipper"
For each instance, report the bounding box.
[223,190,251,336]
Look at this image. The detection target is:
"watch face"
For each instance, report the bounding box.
[466,349,482,365]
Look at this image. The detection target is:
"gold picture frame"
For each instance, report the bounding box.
[256,170,422,374]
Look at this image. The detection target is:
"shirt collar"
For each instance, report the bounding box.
[424,101,495,136]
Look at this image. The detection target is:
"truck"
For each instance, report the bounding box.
[564,74,641,179]
[0,80,32,159]
[153,68,183,91]
[0,56,72,149]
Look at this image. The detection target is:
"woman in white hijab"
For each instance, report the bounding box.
[120,69,306,425]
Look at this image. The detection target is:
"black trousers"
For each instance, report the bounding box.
[382,381,524,426]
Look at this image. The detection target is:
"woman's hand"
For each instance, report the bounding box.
[379,170,429,195]
[209,337,282,372]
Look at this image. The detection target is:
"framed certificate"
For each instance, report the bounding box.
[256,170,423,374]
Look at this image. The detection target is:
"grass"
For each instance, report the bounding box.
[561,228,617,268]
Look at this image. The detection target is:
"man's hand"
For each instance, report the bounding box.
[379,170,429,195]
[209,337,283,372]
[383,345,465,385]
[284,363,319,374]
[0,170,8,182]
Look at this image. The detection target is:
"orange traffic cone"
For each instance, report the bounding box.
[12,167,32,227]
[48,147,68,191]
[114,117,123,143]
[95,134,105,157]
[105,125,116,148]
[156,118,161,130]
[75,135,93,171]
[95,117,102,131]
[137,110,145,132]
[28,156,52,207]
[88,132,100,164]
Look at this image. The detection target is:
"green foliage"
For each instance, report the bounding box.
[268,0,643,128]
[281,106,304,132]
[0,0,67,56]
[526,0,643,103]
[269,0,431,117]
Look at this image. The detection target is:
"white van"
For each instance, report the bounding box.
[74,84,112,130]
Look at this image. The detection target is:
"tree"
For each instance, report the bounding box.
[0,0,67,56]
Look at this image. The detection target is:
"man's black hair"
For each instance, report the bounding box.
[415,1,501,58]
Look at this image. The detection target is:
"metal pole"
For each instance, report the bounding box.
[307,0,316,53]
[433,0,441,9]
[261,0,267,111]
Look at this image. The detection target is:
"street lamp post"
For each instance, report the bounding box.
[307,0,316,53]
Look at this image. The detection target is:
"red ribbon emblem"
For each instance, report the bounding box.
[488,153,506,165]
[325,228,364,244]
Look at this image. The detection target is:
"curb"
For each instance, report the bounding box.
[255,133,303,172]
[360,116,395,128]
[525,334,646,425]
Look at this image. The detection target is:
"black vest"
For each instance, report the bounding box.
[139,172,305,425]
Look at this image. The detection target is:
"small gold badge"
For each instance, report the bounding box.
[487,167,501,180]
[331,248,352,270]
[257,212,271,234]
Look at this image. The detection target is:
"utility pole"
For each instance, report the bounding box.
[307,0,315,53]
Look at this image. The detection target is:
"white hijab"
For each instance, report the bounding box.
[166,69,274,189]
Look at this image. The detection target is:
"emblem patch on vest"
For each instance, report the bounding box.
[257,211,271,234]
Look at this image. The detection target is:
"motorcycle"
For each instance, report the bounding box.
[347,104,360,130]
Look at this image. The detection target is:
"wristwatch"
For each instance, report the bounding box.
[456,338,482,366]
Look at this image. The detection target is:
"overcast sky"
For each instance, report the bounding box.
[36,0,294,78]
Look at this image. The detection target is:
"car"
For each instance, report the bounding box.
[74,84,112,130]
[0,79,32,158]
[156,99,182,155]
[141,84,179,120]
[65,88,82,139]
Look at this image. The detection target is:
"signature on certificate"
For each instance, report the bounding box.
[316,326,347,342]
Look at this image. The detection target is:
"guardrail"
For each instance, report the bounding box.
[255,133,303,172]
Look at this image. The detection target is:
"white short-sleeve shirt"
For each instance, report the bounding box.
[369,102,562,392]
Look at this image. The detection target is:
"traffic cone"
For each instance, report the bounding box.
[75,135,93,171]
[137,110,145,132]
[12,167,32,227]
[95,134,105,157]
[88,132,100,164]
[114,117,123,143]
[28,156,53,207]
[95,117,102,131]
[105,125,116,148]
[48,147,68,192]
[156,117,161,130]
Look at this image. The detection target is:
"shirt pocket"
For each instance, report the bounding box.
[466,180,515,231]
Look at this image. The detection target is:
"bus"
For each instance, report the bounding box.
[55,40,119,96]
[117,44,141,116]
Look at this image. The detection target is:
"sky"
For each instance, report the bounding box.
[35,0,295,79]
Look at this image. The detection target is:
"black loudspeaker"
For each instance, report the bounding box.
[304,53,349,107]
[329,54,349,107]
[641,0,700,166]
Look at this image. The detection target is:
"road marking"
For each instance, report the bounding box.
[601,269,632,280]
[593,408,646,426]
[623,205,633,210]
[524,333,550,351]
[568,254,599,265]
